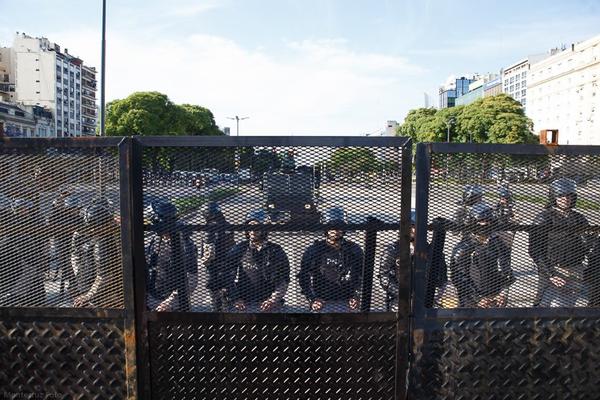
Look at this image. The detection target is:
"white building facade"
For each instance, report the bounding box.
[528,35,600,145]
[3,33,97,137]
[502,59,529,110]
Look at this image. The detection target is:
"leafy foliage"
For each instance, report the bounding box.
[330,148,379,175]
[105,92,221,136]
[397,94,536,144]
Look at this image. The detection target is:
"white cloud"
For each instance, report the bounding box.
[40,29,428,135]
[165,0,223,17]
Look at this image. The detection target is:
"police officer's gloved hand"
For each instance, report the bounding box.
[348,297,359,310]
[311,299,324,311]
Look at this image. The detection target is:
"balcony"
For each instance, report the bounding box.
[0,83,15,93]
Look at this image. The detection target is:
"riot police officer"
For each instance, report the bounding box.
[450,202,514,308]
[298,207,364,312]
[145,200,198,311]
[70,202,122,308]
[454,184,484,226]
[494,185,517,248]
[528,178,593,307]
[47,192,82,292]
[200,202,234,311]
[0,198,46,306]
[379,212,451,310]
[226,209,290,312]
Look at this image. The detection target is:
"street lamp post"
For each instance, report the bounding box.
[445,118,455,180]
[100,0,106,136]
[227,115,249,136]
[446,118,455,142]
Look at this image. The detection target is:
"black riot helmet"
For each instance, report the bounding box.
[549,178,577,209]
[202,201,224,222]
[245,209,270,240]
[469,202,496,237]
[469,202,495,223]
[460,185,484,206]
[321,206,347,225]
[82,203,113,227]
[149,200,178,235]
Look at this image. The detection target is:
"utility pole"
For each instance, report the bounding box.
[227,115,249,136]
[100,0,106,136]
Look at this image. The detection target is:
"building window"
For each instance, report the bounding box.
[510,77,514,83]
[521,89,526,96]
[515,83,520,90]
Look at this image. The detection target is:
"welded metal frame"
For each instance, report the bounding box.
[133,135,412,400]
[0,137,137,398]
[410,142,600,399]
[413,142,600,323]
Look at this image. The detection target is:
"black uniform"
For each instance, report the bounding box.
[71,230,122,307]
[450,234,513,307]
[226,240,290,305]
[47,196,81,295]
[0,208,46,307]
[203,218,235,291]
[528,207,591,306]
[298,239,364,303]
[146,228,198,309]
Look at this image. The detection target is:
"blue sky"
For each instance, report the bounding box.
[1,0,599,135]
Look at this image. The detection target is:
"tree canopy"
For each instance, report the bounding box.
[397,94,537,144]
[330,148,379,175]
[105,91,222,136]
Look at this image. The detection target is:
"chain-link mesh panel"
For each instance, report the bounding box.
[149,320,397,399]
[425,152,600,309]
[0,319,127,399]
[0,147,123,308]
[411,317,600,400]
[142,145,405,313]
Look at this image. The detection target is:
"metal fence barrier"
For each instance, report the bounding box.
[0,137,137,399]
[4,137,600,399]
[411,142,600,399]
[131,136,413,399]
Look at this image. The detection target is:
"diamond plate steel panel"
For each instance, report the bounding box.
[411,317,600,400]
[149,321,397,400]
[0,320,127,399]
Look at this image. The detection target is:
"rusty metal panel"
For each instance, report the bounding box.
[148,320,397,400]
[410,317,600,400]
[0,319,127,399]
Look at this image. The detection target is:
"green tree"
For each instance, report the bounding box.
[458,94,536,144]
[105,91,231,172]
[105,92,182,136]
[397,94,536,144]
[330,148,379,175]
[178,104,222,136]
[253,149,281,175]
[397,107,437,142]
